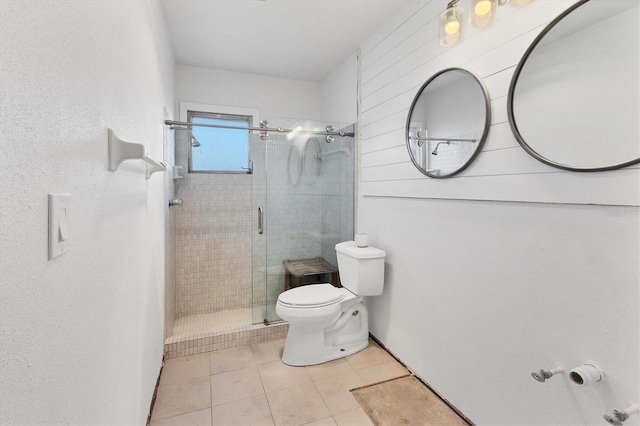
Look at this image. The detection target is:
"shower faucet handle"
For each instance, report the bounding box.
[603,404,639,426]
[531,367,563,383]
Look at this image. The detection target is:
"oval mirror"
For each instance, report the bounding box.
[406,68,490,178]
[508,0,640,171]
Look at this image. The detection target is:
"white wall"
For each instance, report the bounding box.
[0,1,174,424]
[357,1,639,425]
[321,51,359,125]
[175,64,323,122]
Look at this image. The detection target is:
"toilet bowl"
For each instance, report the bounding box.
[276,241,386,366]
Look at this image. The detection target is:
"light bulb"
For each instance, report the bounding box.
[471,0,494,28]
[445,20,460,35]
[439,4,464,47]
[474,0,492,16]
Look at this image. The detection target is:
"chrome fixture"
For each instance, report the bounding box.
[410,136,477,143]
[531,367,563,383]
[326,135,335,143]
[326,125,335,132]
[240,160,253,174]
[604,404,639,426]
[165,120,355,140]
[431,141,450,155]
[169,199,183,207]
[190,134,201,147]
[258,207,264,235]
[260,120,269,140]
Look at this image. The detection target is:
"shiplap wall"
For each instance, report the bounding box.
[358,0,639,206]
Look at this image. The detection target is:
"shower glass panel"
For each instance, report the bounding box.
[253,118,355,324]
[251,132,268,324]
[168,115,354,344]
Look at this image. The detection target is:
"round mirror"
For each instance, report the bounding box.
[406,68,490,178]
[508,0,640,171]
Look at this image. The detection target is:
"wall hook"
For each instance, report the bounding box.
[603,404,638,426]
[531,367,563,383]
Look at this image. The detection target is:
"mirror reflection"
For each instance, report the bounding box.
[508,0,640,171]
[406,68,490,178]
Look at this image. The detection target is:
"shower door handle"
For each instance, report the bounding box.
[258,207,264,235]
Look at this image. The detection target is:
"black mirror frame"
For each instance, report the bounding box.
[405,67,491,179]
[507,0,640,172]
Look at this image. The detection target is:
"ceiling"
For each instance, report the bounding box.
[159,0,413,82]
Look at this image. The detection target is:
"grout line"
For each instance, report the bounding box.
[349,374,412,393]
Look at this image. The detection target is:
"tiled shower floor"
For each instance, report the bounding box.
[164,307,286,359]
[168,308,254,344]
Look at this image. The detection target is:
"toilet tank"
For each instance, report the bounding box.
[335,241,386,296]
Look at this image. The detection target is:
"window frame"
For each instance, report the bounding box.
[179,102,260,174]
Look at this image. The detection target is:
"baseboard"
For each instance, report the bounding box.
[368,333,475,426]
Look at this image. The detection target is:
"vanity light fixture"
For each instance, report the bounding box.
[471,0,496,28]
[509,0,532,6]
[439,0,464,46]
[440,0,532,47]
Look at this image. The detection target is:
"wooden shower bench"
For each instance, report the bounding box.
[283,257,340,291]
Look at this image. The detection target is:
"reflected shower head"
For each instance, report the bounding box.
[431,141,450,155]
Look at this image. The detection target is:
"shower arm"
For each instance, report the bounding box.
[165,120,355,138]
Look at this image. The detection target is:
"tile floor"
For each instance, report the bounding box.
[150,338,410,425]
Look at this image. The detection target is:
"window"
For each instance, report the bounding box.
[187,110,252,173]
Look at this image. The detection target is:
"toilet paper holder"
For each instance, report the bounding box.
[568,362,604,386]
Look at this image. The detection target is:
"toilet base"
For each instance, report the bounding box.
[281,303,369,366]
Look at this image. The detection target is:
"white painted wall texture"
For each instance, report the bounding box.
[357,1,639,425]
[321,52,359,125]
[175,64,323,122]
[0,1,174,424]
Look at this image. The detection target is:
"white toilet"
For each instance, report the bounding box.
[276,241,386,366]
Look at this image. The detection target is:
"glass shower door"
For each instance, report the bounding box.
[260,118,355,324]
[251,132,268,324]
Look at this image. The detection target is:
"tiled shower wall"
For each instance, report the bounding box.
[321,125,355,266]
[174,172,253,317]
[173,130,253,318]
[263,133,324,320]
[163,110,176,339]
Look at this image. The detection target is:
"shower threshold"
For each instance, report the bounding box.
[164,307,287,359]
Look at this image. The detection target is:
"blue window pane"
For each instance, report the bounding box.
[190,114,250,172]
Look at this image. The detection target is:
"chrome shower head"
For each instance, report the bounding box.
[431,141,450,155]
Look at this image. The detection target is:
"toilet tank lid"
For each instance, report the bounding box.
[335,241,386,259]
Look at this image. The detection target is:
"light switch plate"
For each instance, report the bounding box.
[48,194,71,260]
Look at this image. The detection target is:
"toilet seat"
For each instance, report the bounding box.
[278,283,343,308]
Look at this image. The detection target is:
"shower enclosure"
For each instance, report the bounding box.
[163,116,354,355]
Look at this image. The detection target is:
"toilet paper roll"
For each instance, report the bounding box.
[355,233,368,248]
